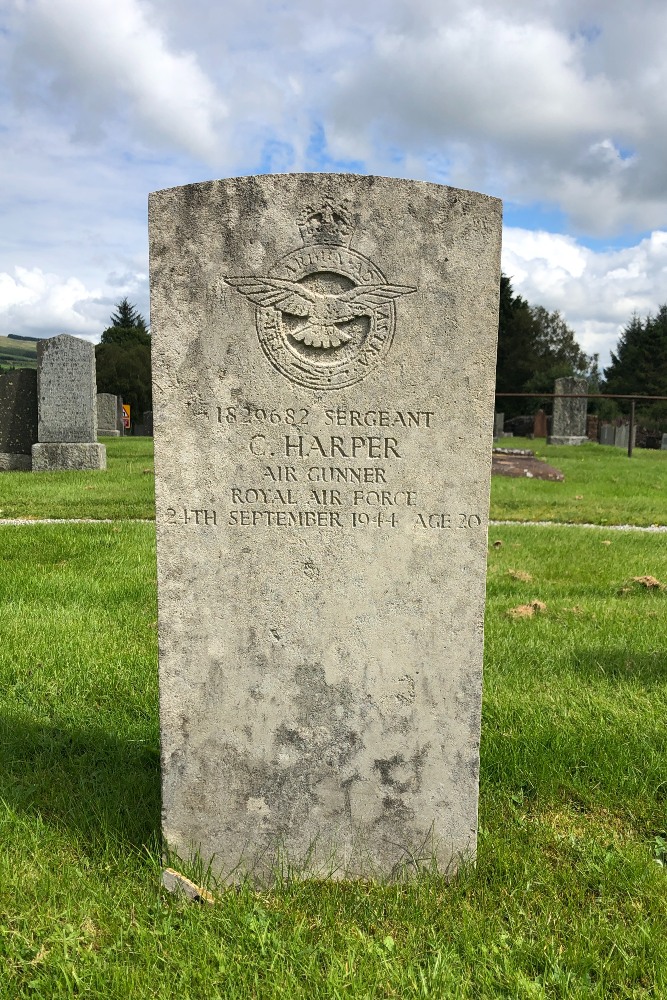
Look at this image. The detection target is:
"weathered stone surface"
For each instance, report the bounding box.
[33,334,105,471]
[97,393,121,436]
[32,442,107,471]
[37,335,98,443]
[548,377,587,445]
[0,368,38,455]
[149,173,502,883]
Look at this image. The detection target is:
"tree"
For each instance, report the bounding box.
[495,275,593,417]
[603,306,667,426]
[96,299,152,419]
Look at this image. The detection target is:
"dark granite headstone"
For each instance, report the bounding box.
[0,369,38,469]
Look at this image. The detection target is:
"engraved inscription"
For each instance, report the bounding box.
[224,198,416,389]
[171,400,486,532]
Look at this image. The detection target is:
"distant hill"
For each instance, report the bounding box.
[0,334,38,370]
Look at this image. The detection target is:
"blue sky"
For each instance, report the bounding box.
[2,0,667,368]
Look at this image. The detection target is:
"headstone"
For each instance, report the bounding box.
[0,369,38,470]
[533,409,547,438]
[614,423,636,449]
[97,393,121,436]
[31,335,106,471]
[661,433,667,450]
[547,377,588,445]
[149,173,502,883]
[600,424,615,446]
[133,410,154,436]
[586,414,599,441]
[493,412,504,436]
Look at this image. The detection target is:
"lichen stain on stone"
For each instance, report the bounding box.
[373,744,430,795]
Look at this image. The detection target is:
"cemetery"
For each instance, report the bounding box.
[1,176,666,996]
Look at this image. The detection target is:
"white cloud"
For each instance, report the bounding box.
[503,229,667,363]
[12,0,228,162]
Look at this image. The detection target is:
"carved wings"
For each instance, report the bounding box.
[224,275,415,349]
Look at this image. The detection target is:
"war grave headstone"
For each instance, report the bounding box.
[547,376,588,445]
[97,392,122,436]
[533,408,547,438]
[149,173,502,883]
[493,412,504,436]
[32,334,106,471]
[661,433,667,450]
[0,368,38,470]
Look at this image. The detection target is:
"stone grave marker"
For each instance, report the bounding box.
[493,412,504,436]
[661,433,667,450]
[149,173,502,883]
[614,423,636,450]
[0,368,38,470]
[533,408,547,438]
[32,335,106,471]
[600,424,615,446]
[547,376,588,445]
[97,392,121,436]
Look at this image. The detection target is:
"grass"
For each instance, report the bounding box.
[490,438,667,526]
[1,441,667,995]
[0,437,155,520]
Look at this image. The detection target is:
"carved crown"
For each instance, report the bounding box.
[298,199,353,246]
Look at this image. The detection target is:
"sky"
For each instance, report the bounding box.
[2,0,667,369]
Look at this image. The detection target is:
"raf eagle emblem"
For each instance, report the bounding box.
[224,276,416,349]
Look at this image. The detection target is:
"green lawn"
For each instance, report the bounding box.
[1,441,666,996]
[491,438,667,526]
[0,438,155,520]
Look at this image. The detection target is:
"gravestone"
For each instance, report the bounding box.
[661,433,667,450]
[533,409,547,438]
[133,410,154,436]
[97,393,121,436]
[600,424,615,446]
[32,335,106,471]
[149,173,502,883]
[0,368,38,470]
[493,412,504,436]
[614,423,636,450]
[547,377,588,445]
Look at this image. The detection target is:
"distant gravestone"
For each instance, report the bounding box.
[493,412,504,436]
[149,173,502,883]
[547,377,588,445]
[600,424,615,446]
[97,393,121,436]
[614,423,636,450]
[533,409,547,438]
[661,433,667,450]
[32,335,106,471]
[0,369,37,470]
[133,410,154,436]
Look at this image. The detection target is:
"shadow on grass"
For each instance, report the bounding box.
[568,647,667,688]
[0,713,160,851]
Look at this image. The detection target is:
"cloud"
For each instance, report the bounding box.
[0,265,148,341]
[503,228,667,363]
[12,0,228,162]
